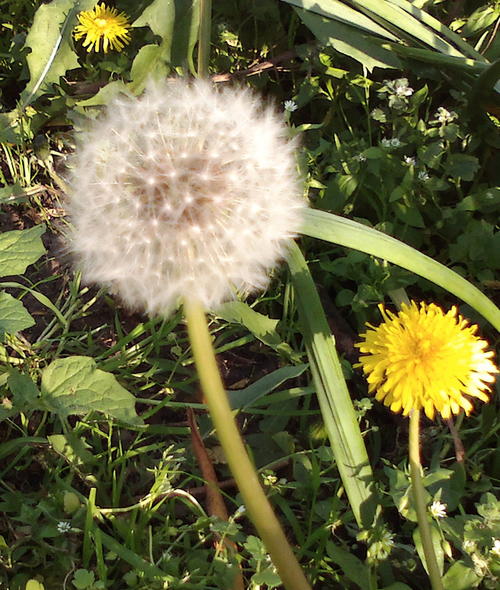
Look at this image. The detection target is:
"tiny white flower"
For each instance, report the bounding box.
[381,138,401,149]
[284,100,298,112]
[429,500,447,519]
[67,78,305,315]
[463,539,476,553]
[418,170,430,182]
[403,155,416,166]
[435,107,458,124]
[57,521,72,533]
[234,504,246,517]
[491,539,500,558]
[353,153,366,162]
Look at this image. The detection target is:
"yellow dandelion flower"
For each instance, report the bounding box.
[74,3,131,53]
[355,301,498,420]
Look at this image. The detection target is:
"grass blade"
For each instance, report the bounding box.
[287,241,378,529]
[300,209,500,331]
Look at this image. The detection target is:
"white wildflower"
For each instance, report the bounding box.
[353,153,366,162]
[491,539,500,558]
[67,78,304,315]
[403,155,416,166]
[381,138,401,149]
[429,500,447,519]
[418,170,430,182]
[435,107,458,124]
[463,540,476,553]
[284,100,298,112]
[57,521,72,533]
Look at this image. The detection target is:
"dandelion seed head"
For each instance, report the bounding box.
[355,302,498,420]
[67,78,304,315]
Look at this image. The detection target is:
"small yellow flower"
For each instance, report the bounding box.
[355,301,498,420]
[74,3,131,53]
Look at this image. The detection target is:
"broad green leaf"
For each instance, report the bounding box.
[413,523,444,575]
[8,369,40,407]
[295,8,401,71]
[0,293,35,335]
[228,364,308,411]
[287,242,378,529]
[300,209,500,331]
[442,561,481,590]
[48,433,95,467]
[326,542,370,590]
[0,225,46,277]
[21,0,96,103]
[128,44,170,94]
[25,580,45,590]
[133,0,175,42]
[41,356,142,425]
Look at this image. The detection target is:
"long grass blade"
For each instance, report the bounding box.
[300,209,500,331]
[287,241,378,529]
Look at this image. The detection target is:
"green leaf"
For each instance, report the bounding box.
[41,356,143,425]
[228,364,308,411]
[8,369,40,407]
[21,0,96,103]
[25,581,45,590]
[300,209,500,331]
[48,433,96,467]
[133,0,175,41]
[295,7,401,71]
[0,292,35,335]
[128,44,170,94]
[413,523,444,576]
[170,0,200,72]
[251,568,282,587]
[445,154,480,181]
[442,561,481,590]
[326,541,370,589]
[0,225,46,277]
[217,301,297,359]
[72,569,94,590]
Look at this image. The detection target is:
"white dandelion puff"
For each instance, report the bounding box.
[66,78,305,316]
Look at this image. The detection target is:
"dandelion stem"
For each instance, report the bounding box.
[184,298,312,590]
[409,410,444,590]
[197,0,212,77]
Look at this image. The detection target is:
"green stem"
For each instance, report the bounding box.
[409,410,444,590]
[197,0,212,78]
[184,298,311,590]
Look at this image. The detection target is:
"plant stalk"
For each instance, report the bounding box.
[184,298,311,590]
[197,0,212,78]
[409,409,444,590]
